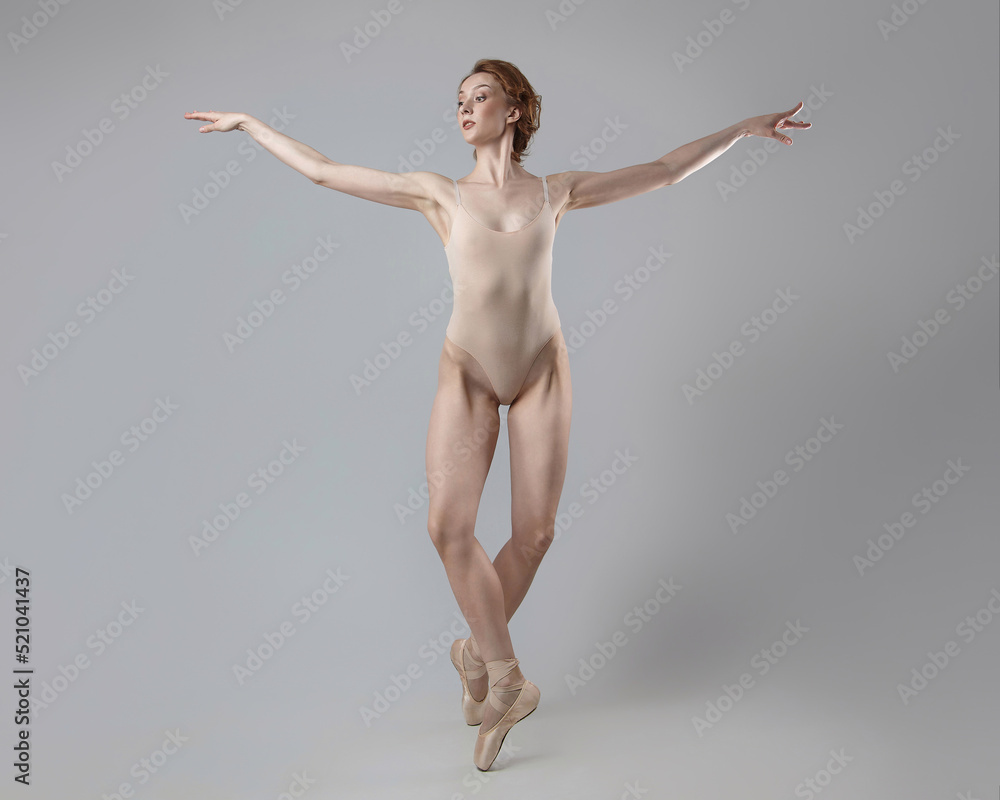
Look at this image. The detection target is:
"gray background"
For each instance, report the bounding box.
[2,0,998,798]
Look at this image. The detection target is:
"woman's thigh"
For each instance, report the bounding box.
[507,329,572,548]
[425,338,503,543]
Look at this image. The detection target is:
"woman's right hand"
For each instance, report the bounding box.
[184,110,247,133]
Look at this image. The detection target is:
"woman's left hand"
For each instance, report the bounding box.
[742,102,812,145]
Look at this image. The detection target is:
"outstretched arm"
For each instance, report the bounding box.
[183,110,437,211]
[555,102,811,212]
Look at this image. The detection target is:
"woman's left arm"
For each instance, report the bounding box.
[557,102,811,212]
[663,101,811,185]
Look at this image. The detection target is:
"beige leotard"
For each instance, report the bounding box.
[443,175,562,405]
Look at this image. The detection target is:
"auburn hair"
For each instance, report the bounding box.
[458,59,541,164]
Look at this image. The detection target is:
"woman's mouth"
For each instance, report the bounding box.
[463,120,475,130]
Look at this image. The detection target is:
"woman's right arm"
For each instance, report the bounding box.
[184,110,436,212]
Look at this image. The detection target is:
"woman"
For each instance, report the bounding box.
[185,58,810,771]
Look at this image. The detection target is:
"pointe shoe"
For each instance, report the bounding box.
[473,657,540,771]
[450,638,487,725]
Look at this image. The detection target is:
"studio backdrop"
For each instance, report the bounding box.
[2,0,997,798]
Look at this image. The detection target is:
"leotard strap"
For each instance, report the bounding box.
[542,175,548,204]
[452,178,462,206]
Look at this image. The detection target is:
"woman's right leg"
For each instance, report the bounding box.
[426,338,526,729]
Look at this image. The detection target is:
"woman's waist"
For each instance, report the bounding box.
[446,299,560,338]
[450,292,558,320]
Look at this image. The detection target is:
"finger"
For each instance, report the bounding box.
[787,101,804,116]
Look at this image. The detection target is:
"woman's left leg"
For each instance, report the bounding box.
[492,329,573,621]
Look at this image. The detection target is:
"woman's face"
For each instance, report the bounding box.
[456,72,518,142]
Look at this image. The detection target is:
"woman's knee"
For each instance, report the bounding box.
[427,510,476,556]
[511,516,556,562]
